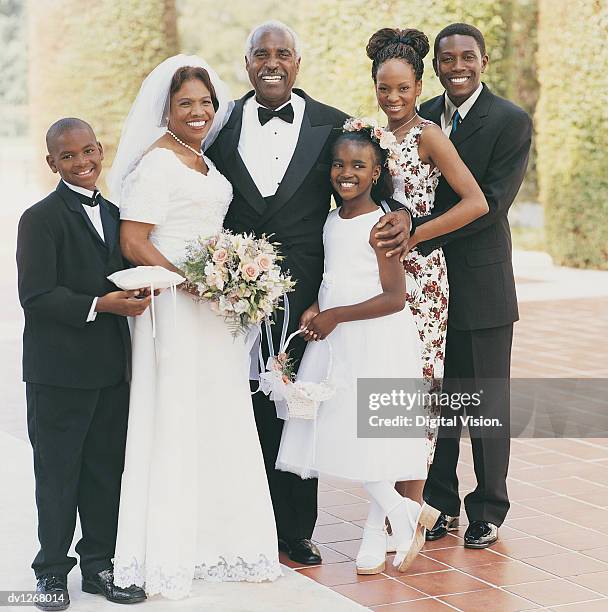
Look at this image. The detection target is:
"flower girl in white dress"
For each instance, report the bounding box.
[276,123,440,575]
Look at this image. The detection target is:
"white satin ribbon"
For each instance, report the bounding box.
[249,293,292,396]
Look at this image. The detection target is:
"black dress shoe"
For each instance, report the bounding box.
[35,574,70,611]
[278,537,322,565]
[81,568,146,604]
[425,513,460,541]
[464,521,498,548]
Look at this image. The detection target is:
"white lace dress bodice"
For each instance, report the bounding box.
[114,148,281,599]
[120,148,232,264]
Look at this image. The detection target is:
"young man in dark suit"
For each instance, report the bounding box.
[416,23,532,548]
[17,118,149,610]
[208,21,411,565]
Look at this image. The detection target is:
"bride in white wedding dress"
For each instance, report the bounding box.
[107,55,281,600]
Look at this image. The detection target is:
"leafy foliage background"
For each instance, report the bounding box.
[536,0,608,269]
[27,0,178,178]
[2,0,605,267]
[0,0,27,136]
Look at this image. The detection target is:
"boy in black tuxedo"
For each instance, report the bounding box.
[416,24,532,548]
[16,118,150,610]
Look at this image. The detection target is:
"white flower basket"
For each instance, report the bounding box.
[259,329,335,420]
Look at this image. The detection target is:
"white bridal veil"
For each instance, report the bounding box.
[108,54,233,202]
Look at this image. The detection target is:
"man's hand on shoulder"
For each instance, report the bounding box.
[374,209,411,262]
[96,290,151,317]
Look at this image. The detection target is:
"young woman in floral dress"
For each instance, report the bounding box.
[366,27,488,501]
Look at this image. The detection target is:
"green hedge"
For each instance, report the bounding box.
[179,0,538,201]
[178,0,300,96]
[26,1,549,216]
[1,0,27,137]
[298,0,513,117]
[28,0,178,188]
[179,0,518,115]
[536,0,608,269]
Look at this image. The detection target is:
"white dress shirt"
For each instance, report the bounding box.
[441,83,484,136]
[238,93,305,197]
[62,180,105,322]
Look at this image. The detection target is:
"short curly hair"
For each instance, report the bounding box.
[433,23,486,58]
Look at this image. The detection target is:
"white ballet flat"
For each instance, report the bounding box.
[356,525,387,575]
[392,501,441,572]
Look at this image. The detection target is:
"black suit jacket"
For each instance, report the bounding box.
[418,84,532,331]
[207,89,350,364]
[17,181,131,388]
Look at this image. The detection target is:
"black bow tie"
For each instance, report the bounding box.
[257,103,294,126]
[76,189,101,207]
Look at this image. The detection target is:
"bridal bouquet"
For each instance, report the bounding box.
[181,231,295,336]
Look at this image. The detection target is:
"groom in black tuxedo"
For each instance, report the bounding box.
[17,119,148,609]
[416,24,532,548]
[208,20,410,564]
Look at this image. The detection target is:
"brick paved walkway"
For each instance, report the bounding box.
[288,296,608,610]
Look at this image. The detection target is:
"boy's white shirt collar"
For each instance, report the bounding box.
[60,178,105,241]
[62,179,97,198]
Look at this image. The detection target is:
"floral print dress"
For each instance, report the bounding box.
[392,121,449,463]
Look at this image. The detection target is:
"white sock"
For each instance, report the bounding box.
[363,481,403,516]
[364,499,386,530]
[364,481,420,560]
[357,497,388,568]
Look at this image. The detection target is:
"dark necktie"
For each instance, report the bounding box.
[257,103,294,126]
[450,109,461,136]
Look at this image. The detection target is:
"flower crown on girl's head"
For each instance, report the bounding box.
[342,117,401,176]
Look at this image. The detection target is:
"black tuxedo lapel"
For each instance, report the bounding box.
[423,94,444,127]
[218,92,267,216]
[56,182,107,249]
[256,90,334,227]
[451,84,493,147]
[99,197,118,252]
[257,116,332,227]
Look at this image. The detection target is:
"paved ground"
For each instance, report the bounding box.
[288,266,608,610]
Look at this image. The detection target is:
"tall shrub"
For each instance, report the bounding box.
[537,0,608,268]
[298,0,513,117]
[29,0,178,186]
[0,0,27,136]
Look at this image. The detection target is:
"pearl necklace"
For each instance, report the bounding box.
[389,111,419,135]
[166,129,203,157]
